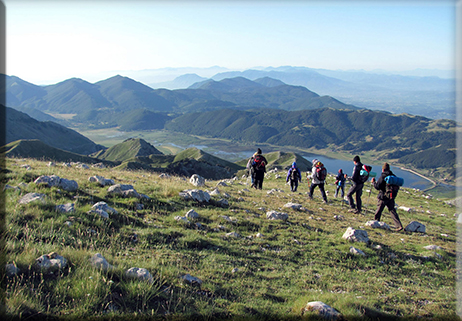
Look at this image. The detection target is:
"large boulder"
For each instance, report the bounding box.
[405,221,426,233]
[190,174,206,187]
[342,227,370,244]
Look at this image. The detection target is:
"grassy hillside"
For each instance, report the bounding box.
[3,106,106,155]
[1,139,110,165]
[2,157,457,320]
[92,138,163,162]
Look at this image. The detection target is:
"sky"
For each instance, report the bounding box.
[2,0,459,85]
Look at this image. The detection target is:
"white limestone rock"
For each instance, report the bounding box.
[302,301,343,320]
[365,220,390,230]
[190,174,205,187]
[342,227,370,244]
[266,210,289,221]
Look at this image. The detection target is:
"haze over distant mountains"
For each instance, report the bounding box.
[148,66,455,120]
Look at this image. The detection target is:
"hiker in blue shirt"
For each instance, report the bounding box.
[334,169,347,198]
[286,162,302,192]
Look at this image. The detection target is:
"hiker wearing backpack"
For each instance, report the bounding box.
[308,160,328,203]
[371,163,404,232]
[251,148,267,189]
[347,155,365,214]
[246,152,258,186]
[286,162,302,192]
[334,169,347,198]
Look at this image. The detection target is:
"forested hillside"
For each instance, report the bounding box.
[165,108,457,178]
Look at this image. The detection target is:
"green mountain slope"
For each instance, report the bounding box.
[2,106,105,155]
[92,138,163,162]
[1,139,109,164]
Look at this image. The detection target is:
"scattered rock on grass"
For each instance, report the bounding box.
[19,192,46,205]
[5,263,19,277]
[180,274,203,286]
[190,174,205,187]
[55,203,75,213]
[350,247,366,256]
[342,227,370,244]
[35,252,68,272]
[365,220,390,230]
[301,301,343,320]
[185,209,199,219]
[405,221,426,233]
[89,175,115,186]
[179,189,211,203]
[125,267,154,283]
[266,210,288,221]
[90,253,113,270]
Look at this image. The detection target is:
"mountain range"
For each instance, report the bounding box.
[148,66,455,120]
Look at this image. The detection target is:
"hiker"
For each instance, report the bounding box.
[371,163,404,231]
[308,159,328,203]
[347,155,364,214]
[286,162,302,192]
[246,152,257,185]
[251,148,267,189]
[334,169,347,198]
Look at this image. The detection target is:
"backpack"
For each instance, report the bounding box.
[252,154,265,170]
[315,164,327,181]
[384,175,404,200]
[290,167,300,181]
[359,165,372,183]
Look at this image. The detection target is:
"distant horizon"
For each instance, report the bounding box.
[7,65,457,86]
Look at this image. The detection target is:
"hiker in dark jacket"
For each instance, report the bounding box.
[371,163,404,231]
[347,155,364,214]
[334,169,346,198]
[251,148,267,189]
[308,160,328,203]
[286,162,302,192]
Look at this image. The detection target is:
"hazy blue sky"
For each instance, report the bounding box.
[3,0,458,84]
